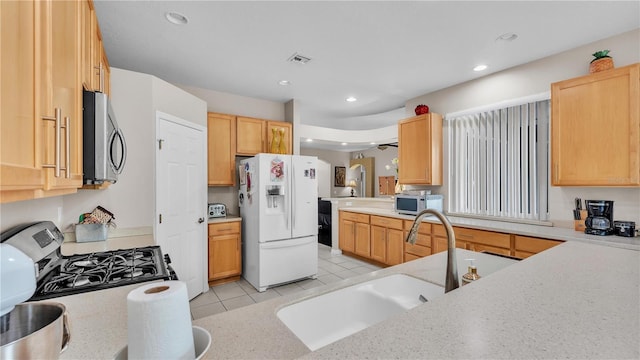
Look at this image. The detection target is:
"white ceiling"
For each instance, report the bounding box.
[94,1,639,150]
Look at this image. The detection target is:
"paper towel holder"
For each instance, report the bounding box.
[114,326,211,360]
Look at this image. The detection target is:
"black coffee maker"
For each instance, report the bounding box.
[584,200,614,236]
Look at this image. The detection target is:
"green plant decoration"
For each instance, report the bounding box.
[591,50,611,63]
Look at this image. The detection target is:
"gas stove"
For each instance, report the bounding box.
[1,221,177,301]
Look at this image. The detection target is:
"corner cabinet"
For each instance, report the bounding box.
[208,221,242,285]
[551,63,640,186]
[207,113,236,186]
[266,121,292,155]
[397,113,443,185]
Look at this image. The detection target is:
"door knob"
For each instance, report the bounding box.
[198,218,205,224]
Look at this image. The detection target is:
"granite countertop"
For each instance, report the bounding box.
[52,241,639,359]
[340,207,640,251]
[207,216,242,224]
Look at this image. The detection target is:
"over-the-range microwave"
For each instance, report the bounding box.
[395,194,443,216]
[83,90,127,184]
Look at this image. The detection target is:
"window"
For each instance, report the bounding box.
[447,98,549,222]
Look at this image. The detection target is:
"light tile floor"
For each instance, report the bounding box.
[189,243,381,320]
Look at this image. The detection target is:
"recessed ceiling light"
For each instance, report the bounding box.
[278,80,291,86]
[306,138,313,142]
[496,33,518,42]
[473,64,488,72]
[370,142,376,145]
[165,11,188,25]
[341,142,348,146]
[346,97,357,102]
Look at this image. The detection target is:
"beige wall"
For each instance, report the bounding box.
[407,29,640,227]
[177,84,285,121]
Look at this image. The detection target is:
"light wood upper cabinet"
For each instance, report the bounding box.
[207,113,236,186]
[0,0,45,200]
[551,63,640,186]
[1,0,84,203]
[79,0,110,96]
[397,113,443,185]
[266,121,292,155]
[208,222,242,283]
[41,0,83,191]
[236,117,266,155]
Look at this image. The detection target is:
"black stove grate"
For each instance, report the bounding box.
[30,246,174,301]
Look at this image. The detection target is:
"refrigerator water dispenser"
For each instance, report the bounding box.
[266,185,285,209]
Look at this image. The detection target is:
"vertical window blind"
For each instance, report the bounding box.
[447,99,550,221]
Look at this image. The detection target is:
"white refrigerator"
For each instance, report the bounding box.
[239,154,318,292]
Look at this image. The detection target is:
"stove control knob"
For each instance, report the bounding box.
[164,254,172,264]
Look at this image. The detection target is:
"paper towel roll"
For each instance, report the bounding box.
[127,281,195,360]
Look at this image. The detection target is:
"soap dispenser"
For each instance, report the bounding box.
[462,259,481,285]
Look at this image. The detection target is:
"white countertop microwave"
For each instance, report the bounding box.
[395,194,443,216]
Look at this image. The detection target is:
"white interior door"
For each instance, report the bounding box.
[156,112,207,300]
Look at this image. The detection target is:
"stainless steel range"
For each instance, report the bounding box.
[1,221,176,301]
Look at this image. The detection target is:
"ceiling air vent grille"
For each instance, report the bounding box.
[287,53,311,64]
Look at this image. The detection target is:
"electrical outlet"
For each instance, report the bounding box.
[57,207,63,225]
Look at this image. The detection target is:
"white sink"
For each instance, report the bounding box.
[276,274,444,351]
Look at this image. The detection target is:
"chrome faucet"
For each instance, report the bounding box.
[406,209,460,293]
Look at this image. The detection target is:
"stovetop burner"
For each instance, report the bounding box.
[30,246,175,301]
[1,221,177,301]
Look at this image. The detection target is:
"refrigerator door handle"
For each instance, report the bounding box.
[292,160,296,230]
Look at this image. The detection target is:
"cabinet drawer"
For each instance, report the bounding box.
[404,220,431,234]
[407,232,430,247]
[453,227,510,249]
[514,235,562,253]
[405,243,431,258]
[340,211,370,223]
[469,243,511,256]
[208,221,241,236]
[370,215,403,230]
[404,253,421,263]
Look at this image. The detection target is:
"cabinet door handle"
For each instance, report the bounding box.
[42,108,62,177]
[63,116,70,178]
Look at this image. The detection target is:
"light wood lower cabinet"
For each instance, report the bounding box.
[340,211,565,265]
[208,221,242,285]
[432,224,510,256]
[403,221,432,261]
[340,212,405,266]
[370,215,404,266]
[514,235,563,259]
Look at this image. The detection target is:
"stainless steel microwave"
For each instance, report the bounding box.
[395,194,443,216]
[82,90,126,184]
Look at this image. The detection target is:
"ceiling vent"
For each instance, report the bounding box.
[287,53,311,64]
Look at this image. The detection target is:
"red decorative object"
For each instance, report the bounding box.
[415,104,429,115]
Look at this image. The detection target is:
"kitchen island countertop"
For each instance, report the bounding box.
[53,240,639,359]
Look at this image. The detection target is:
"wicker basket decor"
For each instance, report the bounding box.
[589,57,614,73]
